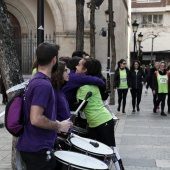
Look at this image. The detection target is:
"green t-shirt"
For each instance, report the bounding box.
[157,72,168,93]
[77,85,112,128]
[119,69,128,89]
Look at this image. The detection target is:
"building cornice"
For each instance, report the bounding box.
[132,6,170,12]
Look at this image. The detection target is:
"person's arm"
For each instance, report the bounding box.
[30,106,72,132]
[70,73,105,86]
[152,72,157,94]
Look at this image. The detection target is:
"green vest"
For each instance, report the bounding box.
[157,72,168,93]
[119,69,128,89]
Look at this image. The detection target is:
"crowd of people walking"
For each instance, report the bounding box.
[114,59,170,116]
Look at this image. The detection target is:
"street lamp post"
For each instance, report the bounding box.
[132,20,139,59]
[105,9,116,91]
[37,0,44,46]
[137,32,143,61]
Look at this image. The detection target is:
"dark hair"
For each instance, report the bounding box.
[31,58,38,71]
[131,60,141,70]
[36,42,59,66]
[51,61,66,89]
[67,56,81,70]
[82,58,103,78]
[117,59,126,68]
[72,51,87,58]
[59,56,71,66]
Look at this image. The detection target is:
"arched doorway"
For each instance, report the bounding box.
[8,12,22,70]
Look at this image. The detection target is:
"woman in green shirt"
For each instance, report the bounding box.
[152,61,169,116]
[76,58,125,170]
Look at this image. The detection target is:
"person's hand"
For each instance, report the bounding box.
[153,90,156,95]
[57,119,72,133]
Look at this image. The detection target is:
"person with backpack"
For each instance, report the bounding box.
[167,62,170,114]
[152,61,169,116]
[16,42,72,170]
[113,59,130,114]
[130,60,145,114]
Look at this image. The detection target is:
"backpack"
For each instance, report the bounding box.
[5,88,26,137]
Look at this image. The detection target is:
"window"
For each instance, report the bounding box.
[142,14,163,27]
[137,0,161,3]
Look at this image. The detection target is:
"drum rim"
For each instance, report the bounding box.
[55,151,108,170]
[69,141,113,157]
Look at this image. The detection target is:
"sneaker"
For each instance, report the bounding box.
[153,108,157,113]
[161,112,167,116]
[137,106,140,112]
[122,110,126,114]
[132,110,135,114]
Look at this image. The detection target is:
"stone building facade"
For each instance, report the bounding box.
[131,0,170,64]
[5,0,131,73]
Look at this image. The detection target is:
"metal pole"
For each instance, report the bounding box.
[107,22,110,90]
[151,38,153,64]
[37,0,44,46]
[134,32,136,59]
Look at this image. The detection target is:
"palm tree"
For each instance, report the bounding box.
[0,0,24,169]
[76,0,85,51]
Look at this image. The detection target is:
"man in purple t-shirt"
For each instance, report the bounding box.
[16,42,72,170]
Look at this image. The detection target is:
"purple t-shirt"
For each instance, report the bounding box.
[16,72,56,152]
[54,88,70,121]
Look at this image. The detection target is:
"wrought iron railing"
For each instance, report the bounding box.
[13,31,56,74]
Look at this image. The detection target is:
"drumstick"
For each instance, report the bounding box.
[70,91,92,119]
[71,133,99,148]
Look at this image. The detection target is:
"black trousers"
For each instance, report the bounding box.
[88,119,116,147]
[167,93,170,112]
[117,89,128,111]
[153,93,157,108]
[155,93,167,112]
[130,88,142,110]
[20,149,56,170]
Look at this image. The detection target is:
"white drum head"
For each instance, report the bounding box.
[70,134,113,156]
[54,151,108,169]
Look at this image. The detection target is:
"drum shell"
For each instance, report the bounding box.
[72,126,89,138]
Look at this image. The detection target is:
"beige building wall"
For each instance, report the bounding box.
[5,0,130,71]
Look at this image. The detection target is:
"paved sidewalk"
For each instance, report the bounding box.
[0,88,170,169]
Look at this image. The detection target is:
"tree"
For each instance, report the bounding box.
[76,0,85,51]
[89,0,96,58]
[0,0,24,169]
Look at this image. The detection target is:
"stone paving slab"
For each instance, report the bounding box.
[156,160,170,168]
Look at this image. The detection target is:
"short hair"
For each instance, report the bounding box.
[83,58,102,78]
[36,42,59,66]
[72,51,87,58]
[59,56,71,66]
[67,56,81,70]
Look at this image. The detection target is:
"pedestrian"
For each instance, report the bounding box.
[0,70,8,104]
[76,58,125,170]
[130,60,145,113]
[147,61,160,111]
[113,59,130,114]
[166,62,170,114]
[51,61,70,122]
[16,42,72,170]
[152,61,168,116]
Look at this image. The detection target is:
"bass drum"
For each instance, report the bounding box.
[54,151,109,170]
